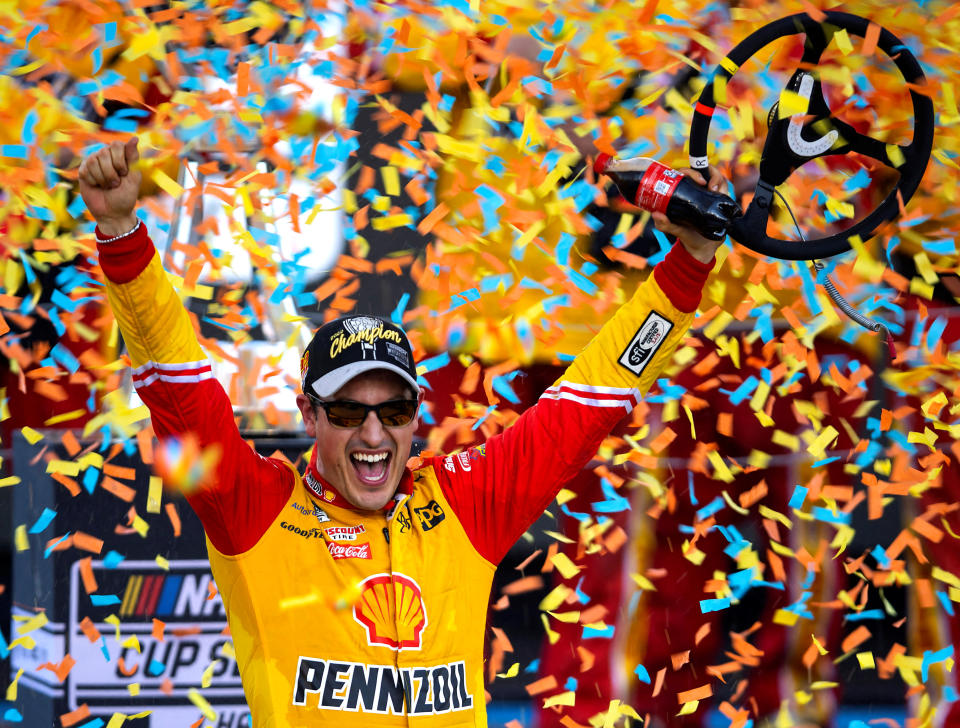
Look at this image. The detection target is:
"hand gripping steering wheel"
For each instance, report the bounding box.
[689,11,934,260]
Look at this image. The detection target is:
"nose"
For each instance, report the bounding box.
[357,409,386,446]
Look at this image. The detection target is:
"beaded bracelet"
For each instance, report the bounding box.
[96,219,142,244]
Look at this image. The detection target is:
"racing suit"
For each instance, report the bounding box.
[98,223,713,727]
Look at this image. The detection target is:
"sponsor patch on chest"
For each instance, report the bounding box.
[618,311,674,376]
[327,542,372,560]
[325,524,366,541]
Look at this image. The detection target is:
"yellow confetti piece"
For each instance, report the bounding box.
[857,652,876,670]
[381,166,400,196]
[542,690,575,708]
[131,515,150,538]
[630,573,656,591]
[678,700,699,716]
[886,144,906,168]
[105,614,121,642]
[15,525,28,551]
[539,584,572,612]
[551,552,581,579]
[44,410,87,426]
[15,612,48,635]
[496,662,520,679]
[834,28,853,55]
[5,668,23,701]
[155,555,170,571]
[542,530,575,544]
[706,450,735,483]
[147,476,162,514]
[683,541,706,566]
[774,609,799,626]
[721,490,749,515]
[152,169,184,199]
[127,683,140,696]
[771,430,800,451]
[371,213,413,231]
[540,613,560,645]
[778,89,809,118]
[547,610,581,624]
[46,460,81,476]
[188,688,217,722]
[810,681,839,690]
[105,714,126,728]
[933,567,960,589]
[20,426,43,444]
[201,660,221,688]
[555,489,576,505]
[759,505,793,529]
[812,635,828,655]
[0,476,21,487]
[121,635,141,653]
[807,426,839,459]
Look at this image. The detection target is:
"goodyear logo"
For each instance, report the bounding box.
[292,657,473,716]
[353,573,426,651]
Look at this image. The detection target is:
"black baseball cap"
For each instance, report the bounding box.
[300,315,419,399]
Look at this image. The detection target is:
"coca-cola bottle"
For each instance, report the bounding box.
[594,154,742,241]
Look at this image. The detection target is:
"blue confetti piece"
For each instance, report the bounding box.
[845,609,885,622]
[417,352,450,375]
[51,344,81,375]
[91,46,103,75]
[102,21,116,43]
[921,645,954,682]
[788,485,808,509]
[525,659,540,673]
[725,375,758,406]
[687,471,697,505]
[90,594,121,606]
[0,624,9,659]
[700,597,731,613]
[491,371,521,404]
[28,507,57,534]
[926,316,947,353]
[103,550,125,568]
[592,479,630,513]
[21,109,38,145]
[83,467,100,495]
[1,143,27,159]
[44,532,72,559]
[937,590,954,617]
[871,544,891,569]
[582,624,614,639]
[564,677,578,691]
[148,659,165,676]
[391,292,410,325]
[811,507,851,526]
[67,194,88,219]
[634,663,651,683]
[695,496,725,522]
[100,635,110,661]
[3,708,23,722]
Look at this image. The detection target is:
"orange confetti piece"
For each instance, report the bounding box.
[100,476,136,502]
[79,557,97,594]
[60,703,91,727]
[841,625,872,654]
[73,532,104,554]
[677,684,712,704]
[38,653,75,683]
[502,575,544,595]
[861,22,881,56]
[525,675,558,696]
[165,502,182,537]
[61,430,81,456]
[152,619,166,642]
[79,617,101,644]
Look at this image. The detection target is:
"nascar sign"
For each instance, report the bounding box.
[66,559,249,723]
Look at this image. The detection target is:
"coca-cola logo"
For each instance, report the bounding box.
[327,542,372,560]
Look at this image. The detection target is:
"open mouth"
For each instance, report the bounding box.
[350,451,391,486]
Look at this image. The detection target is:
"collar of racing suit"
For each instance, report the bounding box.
[302,447,414,512]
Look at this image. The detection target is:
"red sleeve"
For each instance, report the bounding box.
[431,244,712,565]
[99,228,294,555]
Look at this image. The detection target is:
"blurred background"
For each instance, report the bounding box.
[1,0,959,726]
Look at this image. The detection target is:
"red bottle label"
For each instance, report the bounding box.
[635,161,683,214]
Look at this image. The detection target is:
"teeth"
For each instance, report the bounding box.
[352,452,388,463]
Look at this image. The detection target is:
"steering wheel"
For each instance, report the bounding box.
[689,11,934,260]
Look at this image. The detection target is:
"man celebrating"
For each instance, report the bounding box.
[80,138,724,726]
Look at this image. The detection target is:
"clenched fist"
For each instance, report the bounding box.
[78,137,141,237]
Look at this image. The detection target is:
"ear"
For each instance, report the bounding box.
[296,394,319,438]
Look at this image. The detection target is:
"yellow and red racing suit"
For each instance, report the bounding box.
[98,223,713,726]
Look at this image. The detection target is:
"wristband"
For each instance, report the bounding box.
[95,219,142,243]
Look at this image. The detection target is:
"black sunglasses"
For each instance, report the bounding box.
[308,395,418,429]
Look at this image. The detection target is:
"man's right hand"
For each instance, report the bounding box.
[78,137,142,237]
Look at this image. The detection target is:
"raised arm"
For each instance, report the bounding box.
[80,139,293,555]
[431,166,726,565]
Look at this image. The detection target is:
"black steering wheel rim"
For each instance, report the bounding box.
[689,11,934,260]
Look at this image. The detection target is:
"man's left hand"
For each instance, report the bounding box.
[652,166,729,264]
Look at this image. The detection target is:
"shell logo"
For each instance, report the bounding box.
[353,573,427,651]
